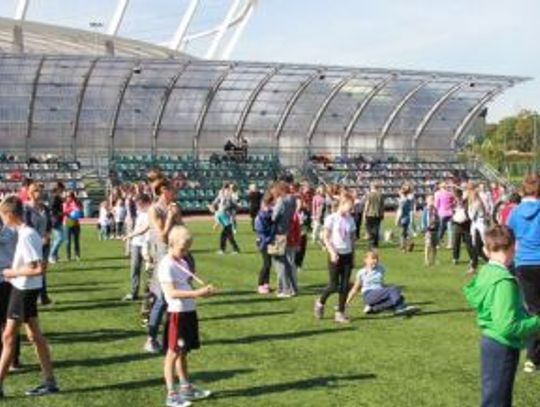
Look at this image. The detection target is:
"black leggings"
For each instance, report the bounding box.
[453,223,474,263]
[471,229,488,269]
[258,249,272,286]
[319,253,353,313]
[515,265,540,365]
[220,225,240,252]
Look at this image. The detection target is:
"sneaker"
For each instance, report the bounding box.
[143,339,161,354]
[75,256,81,262]
[452,259,458,265]
[179,385,212,401]
[232,251,239,255]
[216,250,225,255]
[394,306,420,317]
[9,363,23,373]
[25,383,60,397]
[257,285,269,295]
[314,300,324,319]
[297,267,303,273]
[363,305,373,315]
[48,257,57,264]
[524,360,537,373]
[166,392,192,407]
[334,312,350,324]
[39,297,53,306]
[122,294,135,301]
[276,292,291,299]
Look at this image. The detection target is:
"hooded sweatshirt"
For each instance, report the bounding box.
[507,198,540,266]
[464,261,540,349]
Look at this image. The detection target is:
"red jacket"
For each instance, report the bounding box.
[287,211,301,248]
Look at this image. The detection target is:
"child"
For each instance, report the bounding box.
[0,196,59,398]
[98,201,112,240]
[113,198,127,239]
[216,209,240,255]
[464,225,540,407]
[346,250,419,316]
[158,226,214,407]
[254,193,274,294]
[314,193,356,324]
[295,198,311,273]
[122,194,152,301]
[422,194,439,266]
[0,219,19,371]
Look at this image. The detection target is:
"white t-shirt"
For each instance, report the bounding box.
[10,224,43,290]
[114,205,127,223]
[324,212,356,254]
[98,207,111,226]
[131,211,149,247]
[158,255,196,313]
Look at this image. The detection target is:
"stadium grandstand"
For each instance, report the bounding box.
[0,0,528,212]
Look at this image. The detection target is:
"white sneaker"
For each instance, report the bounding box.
[166,392,192,407]
[143,339,161,354]
[363,305,373,314]
[216,250,225,255]
[524,360,537,373]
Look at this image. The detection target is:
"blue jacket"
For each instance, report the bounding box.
[508,198,540,266]
[255,208,274,250]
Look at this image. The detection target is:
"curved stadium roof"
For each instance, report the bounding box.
[0,18,529,164]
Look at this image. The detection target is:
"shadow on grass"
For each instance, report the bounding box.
[47,329,144,344]
[202,296,278,307]
[206,327,354,346]
[40,301,130,313]
[200,310,293,322]
[47,286,119,294]
[61,368,254,394]
[57,265,127,273]
[51,281,120,288]
[214,373,376,399]
[361,307,471,320]
[54,352,157,369]
[81,255,128,262]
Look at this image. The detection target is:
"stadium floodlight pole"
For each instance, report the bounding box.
[107,0,130,36]
[205,0,243,59]
[221,0,257,59]
[170,0,200,51]
[15,0,30,21]
[89,21,104,55]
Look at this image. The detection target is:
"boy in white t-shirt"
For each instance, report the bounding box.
[314,192,357,324]
[0,196,58,398]
[158,226,215,407]
[122,194,151,301]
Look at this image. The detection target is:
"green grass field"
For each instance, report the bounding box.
[2,220,539,407]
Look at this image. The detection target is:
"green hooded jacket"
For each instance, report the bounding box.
[463,261,540,349]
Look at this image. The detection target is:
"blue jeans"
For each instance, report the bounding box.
[49,226,65,261]
[363,286,404,312]
[481,336,519,407]
[148,292,167,341]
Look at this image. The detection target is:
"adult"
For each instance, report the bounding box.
[270,181,298,297]
[451,188,474,269]
[63,192,83,261]
[24,182,53,305]
[48,182,65,264]
[247,184,262,232]
[144,179,183,353]
[434,181,455,249]
[363,182,385,249]
[468,188,489,272]
[508,174,540,373]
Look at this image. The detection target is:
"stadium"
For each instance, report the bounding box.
[0,2,539,407]
[0,0,527,212]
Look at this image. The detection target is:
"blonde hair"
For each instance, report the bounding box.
[364,249,379,261]
[168,226,193,248]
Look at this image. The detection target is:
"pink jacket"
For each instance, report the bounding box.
[434,190,454,218]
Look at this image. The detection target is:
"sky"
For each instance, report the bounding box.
[0,0,538,122]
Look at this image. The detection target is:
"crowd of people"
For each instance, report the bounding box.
[2,165,540,406]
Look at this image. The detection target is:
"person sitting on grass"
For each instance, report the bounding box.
[464,225,540,407]
[0,196,59,398]
[158,226,215,407]
[346,250,419,316]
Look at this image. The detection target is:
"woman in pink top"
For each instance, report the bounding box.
[434,181,455,246]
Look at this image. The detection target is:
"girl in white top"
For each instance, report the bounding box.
[98,201,111,240]
[113,199,127,238]
[158,226,214,407]
[314,192,357,324]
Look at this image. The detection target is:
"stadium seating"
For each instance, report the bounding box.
[0,158,87,199]
[111,153,281,212]
[310,157,487,208]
